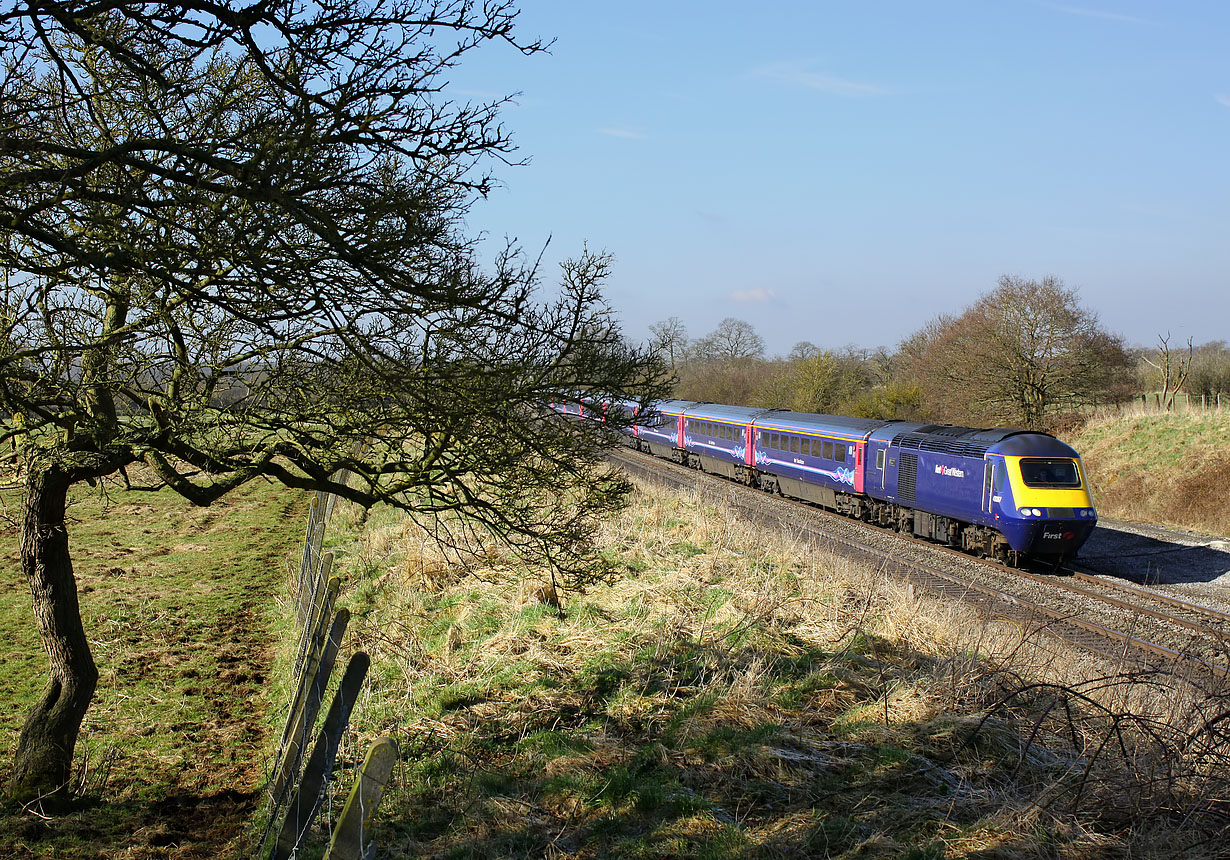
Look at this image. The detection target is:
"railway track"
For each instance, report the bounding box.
[608,446,1230,681]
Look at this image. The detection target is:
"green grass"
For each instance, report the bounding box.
[1071,410,1230,535]
[0,471,303,859]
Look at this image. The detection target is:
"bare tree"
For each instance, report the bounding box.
[648,316,688,368]
[1142,333,1194,410]
[898,276,1133,427]
[0,0,664,801]
[788,341,822,361]
[694,317,766,362]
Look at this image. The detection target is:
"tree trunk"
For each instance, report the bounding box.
[9,464,97,804]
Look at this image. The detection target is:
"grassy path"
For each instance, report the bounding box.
[1,474,304,859]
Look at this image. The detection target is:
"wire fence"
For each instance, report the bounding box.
[258,485,397,860]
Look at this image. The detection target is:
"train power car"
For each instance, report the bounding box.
[862,424,1097,565]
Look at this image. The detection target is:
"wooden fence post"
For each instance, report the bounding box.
[272,652,371,860]
[325,738,399,860]
[293,565,338,680]
[270,606,351,800]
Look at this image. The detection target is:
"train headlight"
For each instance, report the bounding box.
[1032,508,1043,517]
[1019,508,1031,516]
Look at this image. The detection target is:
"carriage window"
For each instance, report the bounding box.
[789,436,799,454]
[823,441,833,459]
[835,444,847,463]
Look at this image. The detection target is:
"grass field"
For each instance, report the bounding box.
[0,471,304,860]
[5,407,1228,859]
[304,479,1230,859]
[1070,409,1230,537]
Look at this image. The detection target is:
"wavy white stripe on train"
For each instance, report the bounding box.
[554,397,1097,568]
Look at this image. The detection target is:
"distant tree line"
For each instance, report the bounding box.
[648,276,1221,430]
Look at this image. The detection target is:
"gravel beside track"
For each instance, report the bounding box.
[608,446,1230,680]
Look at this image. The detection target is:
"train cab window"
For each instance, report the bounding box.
[822,441,833,459]
[835,443,847,463]
[876,449,885,470]
[1019,458,1081,488]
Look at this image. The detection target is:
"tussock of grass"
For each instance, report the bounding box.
[313,481,1230,859]
[1071,410,1230,536]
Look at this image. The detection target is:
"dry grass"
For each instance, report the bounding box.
[1071,410,1230,537]
[306,481,1230,859]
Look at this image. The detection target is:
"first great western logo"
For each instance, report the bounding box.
[935,464,965,478]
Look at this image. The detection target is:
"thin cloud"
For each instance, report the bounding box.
[696,211,730,227]
[1041,3,1150,24]
[754,60,886,97]
[730,288,777,303]
[1216,93,1230,108]
[598,127,647,140]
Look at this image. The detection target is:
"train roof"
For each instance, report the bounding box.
[681,403,770,423]
[648,399,703,415]
[756,411,893,438]
[991,433,1080,458]
[880,423,1078,459]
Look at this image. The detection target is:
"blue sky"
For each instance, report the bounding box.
[451,1,1229,356]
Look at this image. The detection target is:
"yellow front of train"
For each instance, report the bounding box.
[996,450,1098,560]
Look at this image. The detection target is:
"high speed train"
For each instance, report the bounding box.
[558,398,1098,567]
